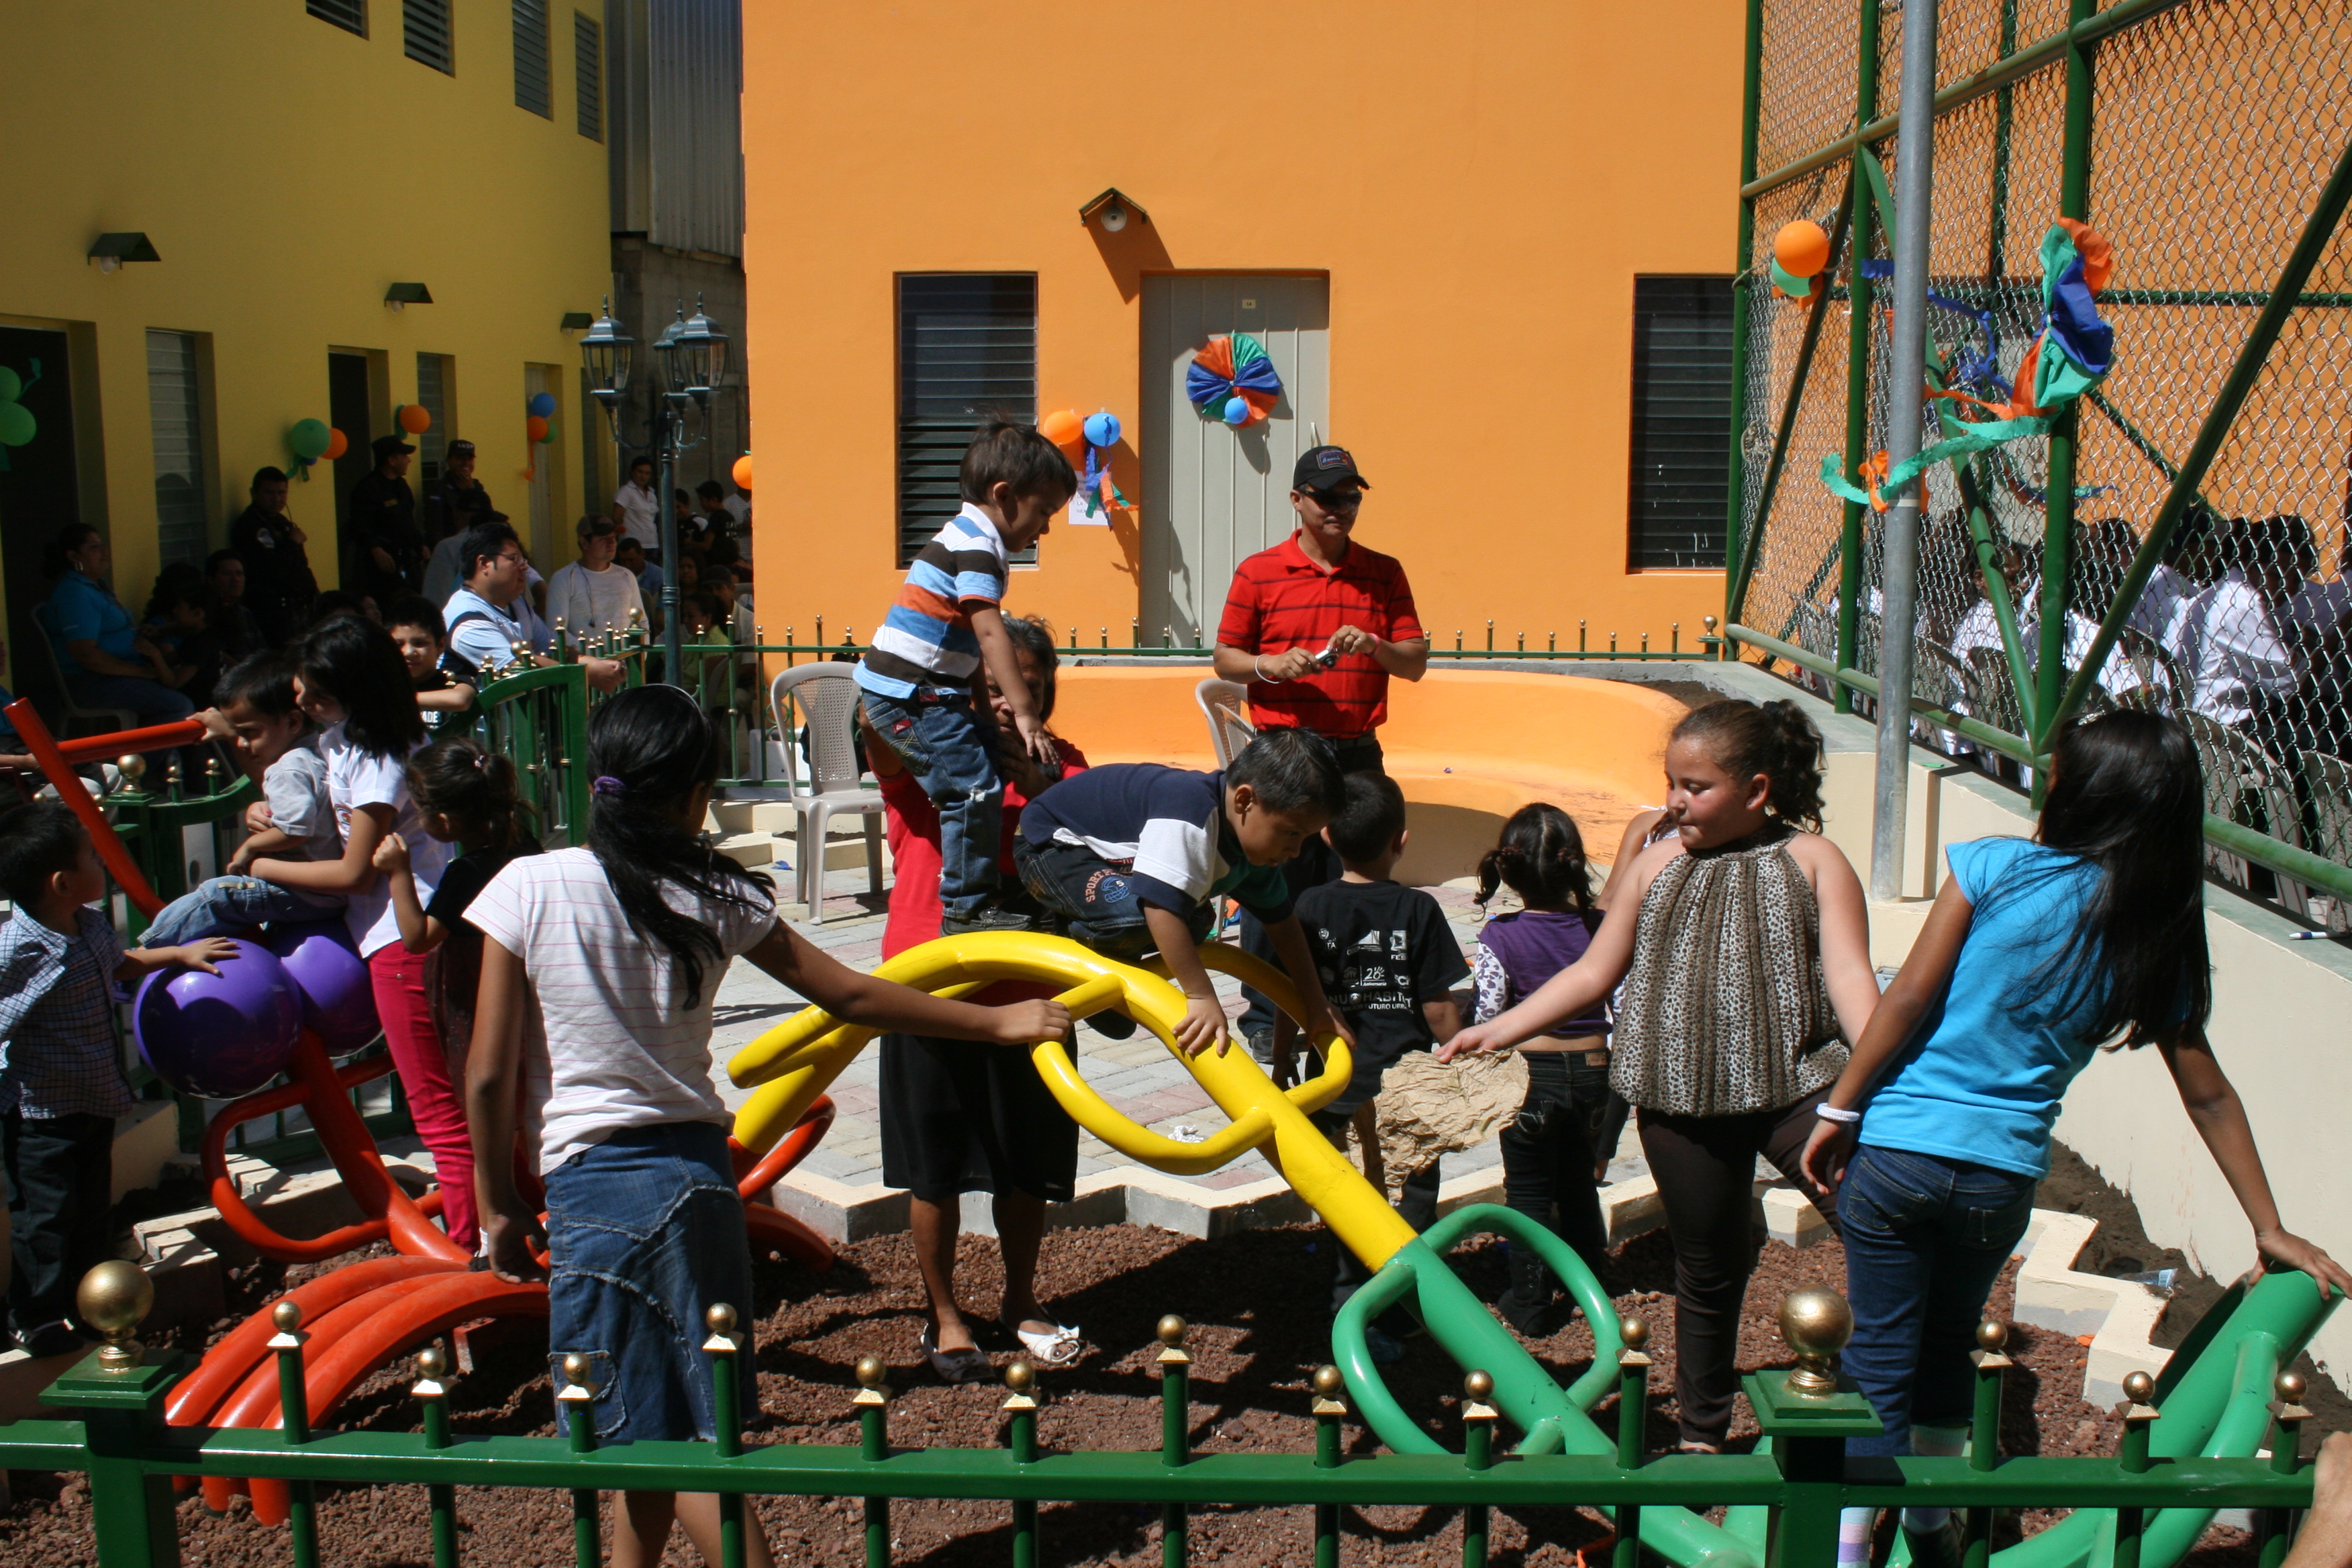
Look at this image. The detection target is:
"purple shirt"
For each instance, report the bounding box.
[1471,909,1609,1037]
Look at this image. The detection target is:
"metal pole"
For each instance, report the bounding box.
[1833,0,1885,716]
[658,397,685,685]
[1871,0,1939,901]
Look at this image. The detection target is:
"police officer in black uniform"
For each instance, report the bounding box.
[422,438,495,545]
[347,434,425,604]
[229,465,321,642]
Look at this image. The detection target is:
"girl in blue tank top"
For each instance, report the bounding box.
[1802,712,2349,1568]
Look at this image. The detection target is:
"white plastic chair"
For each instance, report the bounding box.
[1195,677,1256,767]
[769,663,886,923]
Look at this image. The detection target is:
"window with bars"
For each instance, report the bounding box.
[146,331,210,573]
[308,0,367,37]
[1626,275,1734,570]
[403,0,453,72]
[513,0,551,117]
[897,275,1038,569]
[415,354,452,481]
[573,11,602,140]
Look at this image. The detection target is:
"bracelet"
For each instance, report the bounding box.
[1814,1104,1862,1124]
[1253,654,1272,683]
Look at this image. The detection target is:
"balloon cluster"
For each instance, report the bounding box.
[0,363,38,469]
[524,391,556,477]
[1041,408,1126,522]
[732,452,752,492]
[1771,220,1832,300]
[286,418,350,481]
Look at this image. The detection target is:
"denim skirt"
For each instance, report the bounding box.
[544,1120,756,1443]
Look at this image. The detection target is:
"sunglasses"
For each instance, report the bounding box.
[1308,488,1364,509]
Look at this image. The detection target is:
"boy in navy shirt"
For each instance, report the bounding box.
[1016,728,1354,1056]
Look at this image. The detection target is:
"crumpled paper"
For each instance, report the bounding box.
[1367,1048,1530,1201]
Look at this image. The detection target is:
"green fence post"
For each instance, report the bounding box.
[49,1263,184,1568]
[1722,0,1766,628]
[1966,1320,2013,1568]
[1004,1360,1041,1568]
[2261,1371,2310,1568]
[1615,1316,1653,1568]
[855,1355,891,1568]
[1743,1292,1882,1568]
[268,1300,322,1568]
[414,1346,460,1568]
[705,1304,749,1568]
[1833,0,1886,714]
[558,1352,601,1568]
[1461,1371,1496,1568]
[1158,1315,1191,1568]
[1312,1365,1347,1568]
[2114,1372,2159,1568]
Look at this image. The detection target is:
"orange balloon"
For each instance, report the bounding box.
[397,403,432,436]
[525,415,550,442]
[1038,408,1085,450]
[324,428,348,461]
[1774,219,1832,279]
[732,454,753,492]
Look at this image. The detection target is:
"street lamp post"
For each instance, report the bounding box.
[581,293,729,687]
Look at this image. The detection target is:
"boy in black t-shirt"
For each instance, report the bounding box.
[1276,773,1468,1346]
[384,596,477,730]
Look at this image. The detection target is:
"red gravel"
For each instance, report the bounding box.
[0,1224,2285,1567]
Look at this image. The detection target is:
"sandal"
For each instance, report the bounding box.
[999,1315,1085,1367]
[918,1324,995,1384]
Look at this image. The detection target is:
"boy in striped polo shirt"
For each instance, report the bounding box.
[856,420,1075,932]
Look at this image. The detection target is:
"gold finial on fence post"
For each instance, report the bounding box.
[77,1261,154,1372]
[1777,1289,1852,1396]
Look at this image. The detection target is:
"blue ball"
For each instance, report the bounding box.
[1222,396,1250,426]
[1083,411,1122,448]
[527,391,558,418]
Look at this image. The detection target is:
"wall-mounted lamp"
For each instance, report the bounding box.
[1078,187,1148,234]
[88,233,161,273]
[559,311,595,331]
[385,282,434,313]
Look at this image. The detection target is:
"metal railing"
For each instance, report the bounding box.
[4,1276,2327,1568]
[1723,0,2352,917]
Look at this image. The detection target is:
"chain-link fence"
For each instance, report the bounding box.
[1726,0,2352,922]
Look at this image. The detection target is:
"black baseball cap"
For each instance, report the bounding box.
[1292,445,1369,493]
[446,438,476,459]
[372,434,416,458]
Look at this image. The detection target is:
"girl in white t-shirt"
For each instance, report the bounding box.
[250,615,467,1246]
[467,684,1070,1568]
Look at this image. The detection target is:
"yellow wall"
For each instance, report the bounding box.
[0,0,613,629]
[741,0,1745,652]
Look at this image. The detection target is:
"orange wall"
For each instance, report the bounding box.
[741,0,1743,652]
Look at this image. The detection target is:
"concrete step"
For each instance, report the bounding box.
[707,799,884,838]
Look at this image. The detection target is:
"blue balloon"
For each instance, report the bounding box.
[1222,396,1251,426]
[527,391,558,418]
[1083,411,1122,449]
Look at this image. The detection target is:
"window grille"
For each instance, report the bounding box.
[897,275,1038,569]
[1627,275,1734,570]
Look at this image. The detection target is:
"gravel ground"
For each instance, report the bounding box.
[0,1220,2288,1568]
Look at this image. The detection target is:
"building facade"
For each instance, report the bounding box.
[0,0,613,709]
[740,1,1745,656]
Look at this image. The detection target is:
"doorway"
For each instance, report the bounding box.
[0,326,81,718]
[327,352,377,591]
[1138,275,1330,644]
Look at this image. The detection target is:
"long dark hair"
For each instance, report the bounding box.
[406,738,525,850]
[1000,614,1060,723]
[585,683,773,1008]
[297,614,426,759]
[1670,698,1828,832]
[2016,710,2210,1046]
[43,524,101,581]
[1476,802,1595,916]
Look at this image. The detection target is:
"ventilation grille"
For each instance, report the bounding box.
[404,0,453,72]
[897,275,1038,569]
[573,11,602,140]
[307,0,366,38]
[1627,275,1734,571]
[513,0,551,117]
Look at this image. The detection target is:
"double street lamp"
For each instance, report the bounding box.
[581,294,730,684]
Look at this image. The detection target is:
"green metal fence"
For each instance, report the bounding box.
[1722,0,2352,918]
[1,1287,2327,1568]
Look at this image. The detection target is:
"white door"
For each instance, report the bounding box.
[1140,275,1330,644]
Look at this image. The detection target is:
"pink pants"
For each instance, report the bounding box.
[369,943,477,1248]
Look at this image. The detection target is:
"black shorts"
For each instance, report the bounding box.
[877,1032,1080,1204]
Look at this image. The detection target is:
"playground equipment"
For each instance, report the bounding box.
[3,697,843,1525]
[727,928,2343,1568]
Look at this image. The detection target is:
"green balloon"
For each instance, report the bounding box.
[0,401,34,448]
[0,367,19,403]
[537,418,556,442]
[288,418,332,461]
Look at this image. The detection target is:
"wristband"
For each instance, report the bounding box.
[1814,1104,1861,1124]
[1253,654,1271,683]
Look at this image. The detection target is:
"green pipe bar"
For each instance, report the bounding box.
[1722,0,1769,606]
[1831,0,1885,718]
[1741,0,2194,198]
[2102,290,2352,308]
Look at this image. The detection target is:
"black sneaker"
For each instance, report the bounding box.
[940,903,1037,936]
[1246,1026,1277,1065]
[1901,1515,1967,1568]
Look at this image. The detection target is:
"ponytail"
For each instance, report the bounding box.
[584,683,772,1008]
[1475,802,1596,916]
[405,738,526,850]
[1670,698,1827,832]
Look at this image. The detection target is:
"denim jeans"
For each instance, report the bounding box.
[861,689,1002,918]
[1014,836,1214,961]
[142,876,344,948]
[1500,1046,1616,1278]
[1837,1142,2039,1460]
[5,1111,114,1354]
[544,1120,754,1444]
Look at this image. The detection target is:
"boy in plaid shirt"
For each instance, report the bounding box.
[0,803,230,1355]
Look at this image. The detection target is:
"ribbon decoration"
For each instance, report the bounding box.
[1822,219,2116,511]
[1074,411,1128,524]
[1185,333,1283,428]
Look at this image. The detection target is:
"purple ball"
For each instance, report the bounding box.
[133,940,303,1100]
[262,920,381,1055]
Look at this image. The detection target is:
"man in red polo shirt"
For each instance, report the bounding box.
[1213,444,1431,1055]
